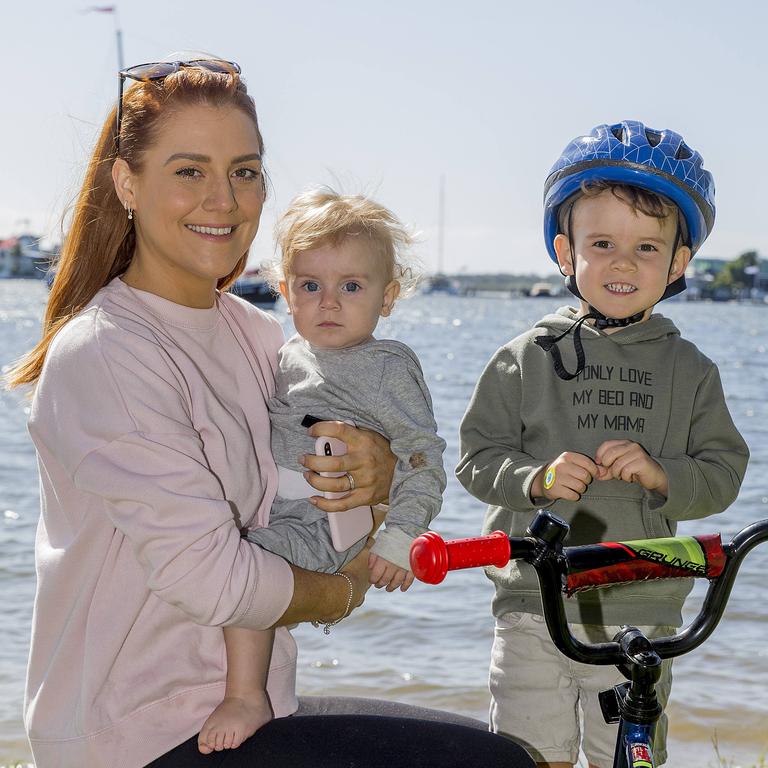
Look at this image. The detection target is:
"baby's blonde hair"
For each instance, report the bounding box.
[262,187,421,296]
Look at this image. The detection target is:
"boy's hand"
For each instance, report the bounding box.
[595,440,668,496]
[368,552,414,592]
[532,452,599,502]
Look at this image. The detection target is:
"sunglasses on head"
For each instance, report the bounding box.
[115,59,241,154]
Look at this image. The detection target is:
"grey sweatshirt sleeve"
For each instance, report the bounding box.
[369,355,446,570]
[651,364,749,521]
[456,345,548,511]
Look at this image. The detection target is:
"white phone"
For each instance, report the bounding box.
[315,436,373,552]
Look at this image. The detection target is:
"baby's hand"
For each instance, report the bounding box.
[368,552,414,592]
[595,440,668,496]
[532,452,599,502]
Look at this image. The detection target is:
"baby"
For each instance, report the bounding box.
[198,187,446,753]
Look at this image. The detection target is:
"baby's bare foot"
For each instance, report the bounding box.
[198,692,273,754]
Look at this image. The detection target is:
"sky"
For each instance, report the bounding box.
[2,0,767,276]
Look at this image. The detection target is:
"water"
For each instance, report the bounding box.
[1,280,766,767]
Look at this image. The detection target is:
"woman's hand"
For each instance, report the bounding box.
[302,421,396,512]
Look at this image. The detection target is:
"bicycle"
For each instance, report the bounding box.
[409,510,768,768]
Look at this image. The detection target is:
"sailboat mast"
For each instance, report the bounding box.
[437,174,445,274]
[116,25,125,72]
[83,7,124,71]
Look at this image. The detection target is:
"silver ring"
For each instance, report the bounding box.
[345,472,355,491]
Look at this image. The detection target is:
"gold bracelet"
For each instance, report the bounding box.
[311,572,354,635]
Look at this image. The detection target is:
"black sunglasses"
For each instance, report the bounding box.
[115,59,241,154]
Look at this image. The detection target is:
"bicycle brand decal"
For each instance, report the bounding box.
[629,537,707,575]
[565,534,726,593]
[629,742,653,768]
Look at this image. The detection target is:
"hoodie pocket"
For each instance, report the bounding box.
[642,496,675,539]
[553,490,662,547]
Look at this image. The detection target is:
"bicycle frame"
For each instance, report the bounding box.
[410,510,768,768]
[620,728,655,768]
[599,627,662,768]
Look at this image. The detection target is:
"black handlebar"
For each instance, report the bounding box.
[411,511,768,669]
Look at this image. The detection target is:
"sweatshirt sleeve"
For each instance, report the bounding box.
[368,354,446,570]
[652,364,749,521]
[456,345,548,511]
[74,433,294,629]
[34,312,294,630]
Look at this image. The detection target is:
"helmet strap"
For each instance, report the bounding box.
[534,313,595,381]
[657,221,688,301]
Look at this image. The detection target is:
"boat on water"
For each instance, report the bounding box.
[528,281,555,297]
[231,269,277,306]
[423,273,460,295]
[0,234,55,279]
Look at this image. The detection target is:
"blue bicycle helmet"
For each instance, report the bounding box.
[543,120,716,262]
[534,122,717,381]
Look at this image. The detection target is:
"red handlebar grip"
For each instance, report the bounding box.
[410,530,511,584]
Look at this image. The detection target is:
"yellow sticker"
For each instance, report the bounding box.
[543,466,556,490]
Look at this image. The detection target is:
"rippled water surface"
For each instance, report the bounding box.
[1,280,766,767]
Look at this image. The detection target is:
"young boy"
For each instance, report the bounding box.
[456,121,749,768]
[198,187,446,753]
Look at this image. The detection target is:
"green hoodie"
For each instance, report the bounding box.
[457,307,749,627]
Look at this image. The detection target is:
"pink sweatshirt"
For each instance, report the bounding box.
[25,278,297,768]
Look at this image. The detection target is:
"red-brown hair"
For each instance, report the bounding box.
[7,65,264,388]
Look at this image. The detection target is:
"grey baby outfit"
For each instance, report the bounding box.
[247,335,446,571]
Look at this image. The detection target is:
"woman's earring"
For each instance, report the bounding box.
[124,201,133,221]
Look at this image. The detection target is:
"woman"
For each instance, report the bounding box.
[8,58,534,768]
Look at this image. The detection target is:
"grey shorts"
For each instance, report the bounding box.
[489,612,673,767]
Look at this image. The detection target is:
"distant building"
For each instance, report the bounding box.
[685,254,768,301]
[688,257,728,277]
[754,260,768,293]
[685,257,728,300]
[0,234,54,278]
